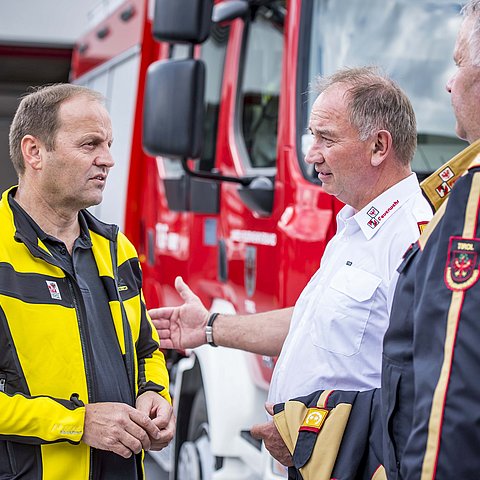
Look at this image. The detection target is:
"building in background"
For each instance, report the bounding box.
[0,0,119,192]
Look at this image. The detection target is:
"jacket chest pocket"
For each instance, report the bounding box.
[310,265,381,356]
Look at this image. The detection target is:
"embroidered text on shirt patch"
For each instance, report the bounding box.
[366,200,399,229]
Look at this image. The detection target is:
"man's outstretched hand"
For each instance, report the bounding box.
[149,276,210,350]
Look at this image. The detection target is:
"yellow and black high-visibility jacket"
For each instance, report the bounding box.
[0,187,170,479]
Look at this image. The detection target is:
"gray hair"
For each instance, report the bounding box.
[9,84,104,176]
[462,0,480,66]
[313,67,417,166]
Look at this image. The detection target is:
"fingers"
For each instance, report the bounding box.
[150,407,175,451]
[135,392,175,451]
[148,307,174,321]
[153,319,174,348]
[150,415,175,451]
[250,421,293,467]
[129,408,162,441]
[122,422,151,454]
[82,402,161,458]
[152,318,173,330]
[157,337,174,349]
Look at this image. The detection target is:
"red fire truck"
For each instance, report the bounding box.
[71,0,465,478]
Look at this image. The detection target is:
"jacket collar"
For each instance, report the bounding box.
[1,186,118,249]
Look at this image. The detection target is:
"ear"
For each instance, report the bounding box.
[370,130,392,167]
[20,135,44,171]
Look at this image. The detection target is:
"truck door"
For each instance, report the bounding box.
[140,22,231,309]
[216,1,285,316]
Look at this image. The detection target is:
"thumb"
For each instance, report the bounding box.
[250,423,263,440]
[175,276,199,303]
[265,403,275,416]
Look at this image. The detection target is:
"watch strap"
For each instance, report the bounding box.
[205,312,219,347]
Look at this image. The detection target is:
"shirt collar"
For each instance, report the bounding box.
[8,190,92,247]
[352,173,420,240]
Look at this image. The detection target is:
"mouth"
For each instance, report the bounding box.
[314,163,332,180]
[89,174,107,185]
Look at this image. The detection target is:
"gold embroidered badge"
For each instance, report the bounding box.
[299,407,329,434]
[445,236,479,291]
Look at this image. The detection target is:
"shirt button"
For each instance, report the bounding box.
[60,246,67,255]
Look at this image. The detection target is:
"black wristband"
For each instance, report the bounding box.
[205,312,219,347]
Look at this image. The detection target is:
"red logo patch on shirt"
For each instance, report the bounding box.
[445,237,480,291]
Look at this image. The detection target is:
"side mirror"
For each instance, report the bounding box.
[152,0,214,44]
[212,0,249,23]
[143,59,205,159]
[237,177,274,216]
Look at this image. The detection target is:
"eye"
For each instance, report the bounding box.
[321,135,334,147]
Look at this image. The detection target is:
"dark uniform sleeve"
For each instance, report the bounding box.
[400,167,480,479]
[274,388,385,480]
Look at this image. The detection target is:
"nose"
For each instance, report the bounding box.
[94,145,115,169]
[305,142,323,165]
[446,73,454,93]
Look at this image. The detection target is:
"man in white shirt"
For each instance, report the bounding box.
[149,67,432,464]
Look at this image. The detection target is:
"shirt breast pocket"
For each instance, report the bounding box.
[311,265,381,356]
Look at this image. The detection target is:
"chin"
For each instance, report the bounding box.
[78,195,103,210]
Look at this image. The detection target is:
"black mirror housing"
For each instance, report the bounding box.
[143,59,205,159]
[152,0,214,44]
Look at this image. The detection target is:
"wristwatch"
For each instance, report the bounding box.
[205,312,219,347]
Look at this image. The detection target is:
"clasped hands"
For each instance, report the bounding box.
[82,391,175,458]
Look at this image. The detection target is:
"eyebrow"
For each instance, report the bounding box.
[310,126,335,138]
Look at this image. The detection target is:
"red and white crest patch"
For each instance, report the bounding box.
[445,237,480,291]
[439,166,454,182]
[46,280,62,300]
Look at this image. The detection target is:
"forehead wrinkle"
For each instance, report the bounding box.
[59,99,112,140]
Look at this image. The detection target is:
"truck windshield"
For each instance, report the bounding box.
[300,0,466,181]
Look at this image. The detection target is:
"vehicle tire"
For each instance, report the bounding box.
[176,388,215,480]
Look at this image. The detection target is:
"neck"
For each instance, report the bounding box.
[353,164,412,211]
[15,181,80,253]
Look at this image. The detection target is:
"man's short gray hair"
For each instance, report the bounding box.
[462,0,480,66]
[314,67,417,166]
[9,84,104,177]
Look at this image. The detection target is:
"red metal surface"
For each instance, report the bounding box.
[70,0,146,79]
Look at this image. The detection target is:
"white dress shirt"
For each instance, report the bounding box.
[268,173,432,404]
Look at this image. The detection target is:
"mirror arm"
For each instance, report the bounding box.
[181,157,253,186]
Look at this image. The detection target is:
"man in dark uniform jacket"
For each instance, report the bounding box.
[271,2,480,479]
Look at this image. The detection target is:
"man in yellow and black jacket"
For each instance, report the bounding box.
[0,84,173,479]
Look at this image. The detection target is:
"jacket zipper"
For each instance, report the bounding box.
[0,374,6,392]
[109,240,136,402]
[67,278,95,480]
